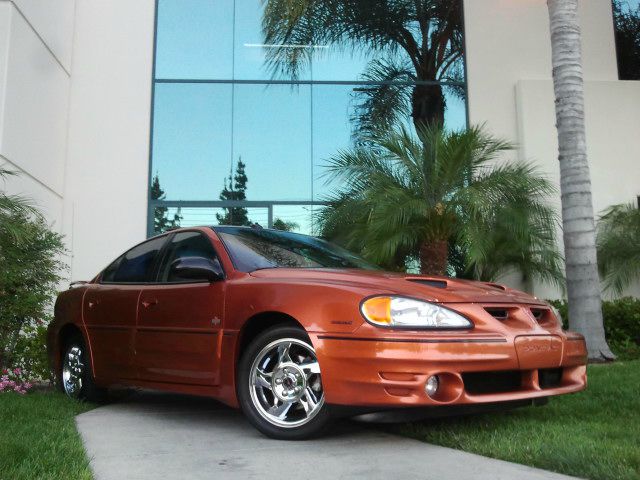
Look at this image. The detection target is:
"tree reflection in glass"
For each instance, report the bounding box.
[262,0,465,134]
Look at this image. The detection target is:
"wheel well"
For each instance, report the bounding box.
[236,312,304,361]
[58,324,82,356]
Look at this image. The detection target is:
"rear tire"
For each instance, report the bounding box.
[59,334,108,403]
[237,326,332,440]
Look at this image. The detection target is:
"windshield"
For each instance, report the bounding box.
[213,227,380,273]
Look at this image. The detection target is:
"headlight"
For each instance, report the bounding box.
[360,296,473,329]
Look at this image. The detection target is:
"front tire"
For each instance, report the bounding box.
[237,326,332,440]
[59,334,107,402]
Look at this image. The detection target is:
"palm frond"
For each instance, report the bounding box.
[351,57,414,139]
[455,161,563,285]
[318,123,560,282]
[322,142,410,194]
[262,0,410,80]
[597,203,640,294]
[1,167,16,179]
[261,0,464,82]
[0,167,41,242]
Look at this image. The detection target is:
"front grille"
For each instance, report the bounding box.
[484,305,554,330]
[539,368,563,389]
[462,370,522,395]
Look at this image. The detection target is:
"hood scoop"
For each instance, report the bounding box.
[406,278,448,289]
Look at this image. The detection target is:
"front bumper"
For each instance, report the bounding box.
[312,330,587,407]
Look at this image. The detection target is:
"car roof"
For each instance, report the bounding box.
[211,225,294,234]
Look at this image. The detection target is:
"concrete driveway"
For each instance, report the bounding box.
[76,391,579,480]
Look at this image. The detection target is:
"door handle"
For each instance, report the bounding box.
[141,299,159,308]
[88,300,100,309]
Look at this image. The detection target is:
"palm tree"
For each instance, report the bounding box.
[0,168,39,241]
[597,203,640,294]
[262,0,464,133]
[318,125,563,286]
[547,0,614,361]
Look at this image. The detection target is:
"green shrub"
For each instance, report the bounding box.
[549,297,640,360]
[1,169,66,381]
[596,203,640,294]
[12,321,51,381]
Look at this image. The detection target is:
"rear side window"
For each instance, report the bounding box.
[101,257,121,282]
[102,236,167,283]
[158,231,220,282]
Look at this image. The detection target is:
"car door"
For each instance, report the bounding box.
[136,230,225,386]
[83,235,168,383]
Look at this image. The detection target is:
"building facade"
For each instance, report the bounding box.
[0,0,638,298]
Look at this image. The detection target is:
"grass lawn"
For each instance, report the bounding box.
[0,391,95,480]
[0,364,637,480]
[394,360,640,480]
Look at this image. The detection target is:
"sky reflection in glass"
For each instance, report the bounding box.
[151,0,468,234]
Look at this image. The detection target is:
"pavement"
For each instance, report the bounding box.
[76,391,580,480]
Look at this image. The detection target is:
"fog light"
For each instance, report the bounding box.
[425,375,440,398]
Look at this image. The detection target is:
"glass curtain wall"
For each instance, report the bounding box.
[149,0,468,236]
[612,0,640,80]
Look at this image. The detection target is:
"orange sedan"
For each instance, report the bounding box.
[48,226,587,439]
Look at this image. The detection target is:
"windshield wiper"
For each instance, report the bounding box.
[251,266,279,272]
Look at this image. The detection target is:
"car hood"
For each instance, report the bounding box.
[248,268,546,305]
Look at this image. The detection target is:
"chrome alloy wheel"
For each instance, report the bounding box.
[249,338,324,428]
[62,346,84,398]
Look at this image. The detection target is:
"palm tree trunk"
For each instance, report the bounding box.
[419,239,448,276]
[412,83,446,129]
[547,0,614,361]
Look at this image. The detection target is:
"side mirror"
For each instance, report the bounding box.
[168,256,224,282]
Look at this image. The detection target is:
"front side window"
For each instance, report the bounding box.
[215,227,379,272]
[158,231,221,282]
[102,236,167,283]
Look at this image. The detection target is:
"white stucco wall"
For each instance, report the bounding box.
[464,0,640,298]
[464,0,618,142]
[63,0,155,281]
[12,0,75,72]
[517,79,640,299]
[0,1,73,230]
[0,0,154,282]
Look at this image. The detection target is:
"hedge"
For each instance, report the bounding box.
[549,297,640,360]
